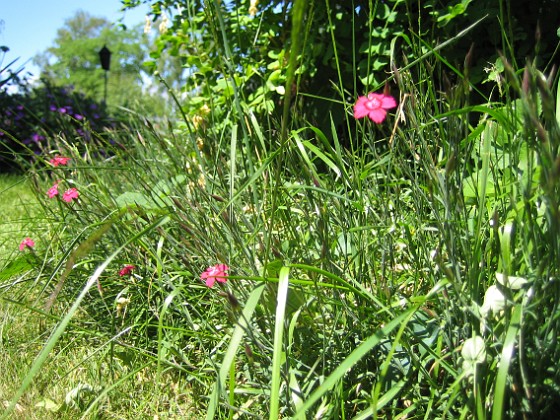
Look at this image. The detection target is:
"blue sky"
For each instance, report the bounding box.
[1,0,150,78]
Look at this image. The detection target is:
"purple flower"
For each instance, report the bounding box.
[74,114,84,120]
[49,104,57,112]
[32,133,45,143]
[58,107,67,114]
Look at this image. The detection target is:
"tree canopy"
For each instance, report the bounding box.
[34,10,152,108]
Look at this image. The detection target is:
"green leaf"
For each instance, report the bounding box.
[0,255,35,281]
[115,191,151,209]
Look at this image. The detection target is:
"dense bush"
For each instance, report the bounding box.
[0,80,117,172]
[133,0,559,136]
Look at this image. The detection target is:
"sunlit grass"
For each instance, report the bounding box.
[1,0,560,418]
[0,304,198,419]
[0,174,42,264]
[0,175,199,418]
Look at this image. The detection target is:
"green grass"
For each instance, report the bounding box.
[0,175,200,418]
[0,174,42,265]
[1,1,560,418]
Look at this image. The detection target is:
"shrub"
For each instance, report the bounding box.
[0,80,116,172]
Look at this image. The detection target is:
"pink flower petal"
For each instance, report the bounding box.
[381,95,397,109]
[368,109,388,123]
[62,188,79,202]
[49,156,71,167]
[47,183,59,198]
[119,265,136,277]
[19,237,35,251]
[354,106,369,119]
[353,92,397,123]
[200,264,230,287]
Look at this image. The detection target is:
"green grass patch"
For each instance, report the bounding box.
[1,1,560,418]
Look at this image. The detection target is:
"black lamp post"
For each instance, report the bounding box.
[98,45,111,103]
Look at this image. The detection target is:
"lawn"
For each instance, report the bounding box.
[0,174,200,418]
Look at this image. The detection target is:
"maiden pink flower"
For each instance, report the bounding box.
[354,92,397,123]
[119,265,136,277]
[49,156,70,167]
[62,187,79,202]
[47,182,60,198]
[200,264,230,288]
[19,237,35,251]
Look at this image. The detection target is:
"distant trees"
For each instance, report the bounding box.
[1,11,171,171]
[34,10,153,109]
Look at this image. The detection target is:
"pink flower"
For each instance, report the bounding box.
[19,237,35,251]
[47,182,60,198]
[200,264,230,288]
[119,265,136,277]
[353,92,397,123]
[62,188,79,202]
[49,156,70,167]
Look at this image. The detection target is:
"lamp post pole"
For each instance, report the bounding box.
[98,45,111,103]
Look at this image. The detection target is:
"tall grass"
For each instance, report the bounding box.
[1,0,560,418]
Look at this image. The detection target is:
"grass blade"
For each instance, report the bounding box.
[270,266,290,419]
[492,304,521,420]
[293,305,419,417]
[206,283,266,419]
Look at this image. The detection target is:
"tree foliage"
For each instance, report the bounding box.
[34,10,151,108]
[123,0,559,139]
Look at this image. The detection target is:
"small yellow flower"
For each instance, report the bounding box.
[187,180,196,194]
[196,137,204,151]
[192,115,204,130]
[200,104,211,116]
[144,15,152,34]
[197,173,206,188]
[159,12,170,34]
[249,0,259,16]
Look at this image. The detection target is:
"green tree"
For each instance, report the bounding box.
[34,10,159,110]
